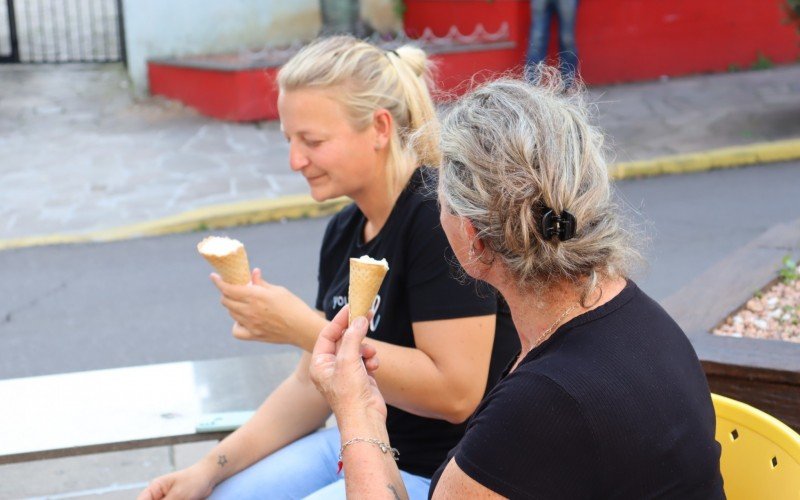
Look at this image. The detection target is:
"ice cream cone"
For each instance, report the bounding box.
[197,236,251,285]
[348,257,389,324]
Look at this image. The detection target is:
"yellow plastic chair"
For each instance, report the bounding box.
[712,393,800,499]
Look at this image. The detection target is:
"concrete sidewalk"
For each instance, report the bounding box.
[2,63,800,248]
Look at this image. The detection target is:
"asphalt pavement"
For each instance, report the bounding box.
[2,159,800,380]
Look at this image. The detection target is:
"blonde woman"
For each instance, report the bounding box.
[138,36,518,500]
[310,73,725,498]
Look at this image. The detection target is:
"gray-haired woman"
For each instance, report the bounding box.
[310,72,725,498]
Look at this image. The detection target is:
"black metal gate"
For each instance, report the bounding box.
[0,0,19,62]
[0,0,125,64]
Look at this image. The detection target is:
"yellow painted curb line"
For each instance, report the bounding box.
[2,138,800,252]
[0,195,351,252]
[612,138,800,180]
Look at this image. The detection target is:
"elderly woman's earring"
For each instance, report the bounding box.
[470,240,495,266]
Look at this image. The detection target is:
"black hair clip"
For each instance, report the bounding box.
[540,207,577,242]
[385,49,399,58]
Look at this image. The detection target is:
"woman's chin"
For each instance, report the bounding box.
[308,181,349,202]
[308,187,331,202]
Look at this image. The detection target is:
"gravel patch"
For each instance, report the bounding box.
[713,260,800,343]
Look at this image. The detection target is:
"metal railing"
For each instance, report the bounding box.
[1,0,124,64]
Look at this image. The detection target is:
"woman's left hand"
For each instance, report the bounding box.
[310,306,387,421]
[212,268,316,346]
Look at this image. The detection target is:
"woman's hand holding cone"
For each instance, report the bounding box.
[310,306,386,421]
[212,268,320,349]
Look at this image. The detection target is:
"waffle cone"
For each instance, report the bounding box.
[197,241,251,285]
[348,258,388,324]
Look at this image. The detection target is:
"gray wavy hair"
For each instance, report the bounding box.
[438,68,640,303]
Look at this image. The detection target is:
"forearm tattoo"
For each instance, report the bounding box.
[217,454,228,467]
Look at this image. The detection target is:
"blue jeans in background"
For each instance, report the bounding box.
[209,427,432,500]
[526,0,579,85]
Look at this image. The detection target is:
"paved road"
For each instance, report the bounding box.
[2,161,800,379]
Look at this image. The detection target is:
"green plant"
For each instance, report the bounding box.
[195,222,210,232]
[393,0,406,18]
[393,0,495,17]
[788,0,800,17]
[727,63,741,72]
[785,0,800,36]
[753,289,764,299]
[750,52,774,70]
[779,255,800,284]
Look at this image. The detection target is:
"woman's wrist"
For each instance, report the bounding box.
[197,450,234,487]
[336,407,389,442]
[335,408,397,481]
[296,312,330,352]
[265,298,326,351]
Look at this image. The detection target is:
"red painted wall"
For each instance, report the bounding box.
[149,63,278,122]
[404,0,800,85]
[149,0,799,121]
[432,48,523,97]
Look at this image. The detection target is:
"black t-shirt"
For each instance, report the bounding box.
[429,281,725,499]
[315,167,519,478]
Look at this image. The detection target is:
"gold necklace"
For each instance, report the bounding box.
[529,303,578,352]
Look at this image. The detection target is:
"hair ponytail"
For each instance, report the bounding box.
[278,36,441,195]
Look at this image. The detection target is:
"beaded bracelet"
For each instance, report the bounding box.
[337,437,400,473]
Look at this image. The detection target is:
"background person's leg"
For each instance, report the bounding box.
[526,0,553,68]
[209,427,342,500]
[555,0,579,85]
[302,469,432,500]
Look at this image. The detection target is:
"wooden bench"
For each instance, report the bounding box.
[0,352,299,465]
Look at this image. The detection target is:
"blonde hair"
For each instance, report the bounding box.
[277,35,440,195]
[438,67,640,303]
